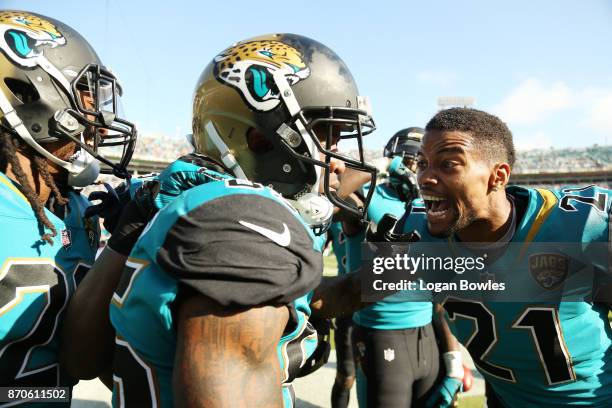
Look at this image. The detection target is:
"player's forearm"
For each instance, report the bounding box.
[336,168,372,199]
[59,247,127,380]
[310,272,368,318]
[432,303,460,353]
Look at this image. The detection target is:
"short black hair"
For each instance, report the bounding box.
[425,108,516,167]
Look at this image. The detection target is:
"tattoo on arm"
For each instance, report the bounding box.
[174,294,289,408]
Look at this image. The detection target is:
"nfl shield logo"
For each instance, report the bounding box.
[383,348,395,362]
[61,229,71,248]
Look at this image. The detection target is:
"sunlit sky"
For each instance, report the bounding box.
[6,0,612,151]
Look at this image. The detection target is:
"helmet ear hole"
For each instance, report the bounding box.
[246,127,274,154]
[4,78,40,104]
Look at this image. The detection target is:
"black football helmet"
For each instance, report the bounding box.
[383,127,424,161]
[191,33,377,233]
[0,10,136,185]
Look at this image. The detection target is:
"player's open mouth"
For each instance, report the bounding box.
[422,194,452,221]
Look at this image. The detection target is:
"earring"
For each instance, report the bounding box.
[491,185,499,192]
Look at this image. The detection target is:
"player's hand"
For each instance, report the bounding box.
[426,350,464,408]
[425,376,462,408]
[85,182,131,233]
[154,158,215,210]
[106,180,160,256]
[462,364,473,392]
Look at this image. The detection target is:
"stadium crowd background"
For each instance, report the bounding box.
[115,133,612,173]
[91,132,612,193]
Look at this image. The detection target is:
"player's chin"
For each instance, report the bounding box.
[426,206,456,237]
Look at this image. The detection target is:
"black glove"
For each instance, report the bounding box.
[107,180,160,256]
[85,182,131,233]
[366,213,421,243]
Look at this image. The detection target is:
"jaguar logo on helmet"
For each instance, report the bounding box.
[213,40,310,112]
[0,11,66,67]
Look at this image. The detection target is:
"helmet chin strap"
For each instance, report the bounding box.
[273,70,322,195]
[67,147,100,187]
[0,86,98,186]
[204,121,247,179]
[272,71,334,235]
[288,192,334,235]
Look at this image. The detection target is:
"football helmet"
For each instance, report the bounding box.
[383,127,423,161]
[383,127,422,201]
[0,10,136,185]
[191,33,377,233]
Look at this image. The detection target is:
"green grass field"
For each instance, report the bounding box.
[457,395,485,407]
[323,253,339,276]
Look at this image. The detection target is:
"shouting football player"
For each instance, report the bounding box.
[0,9,135,403]
[402,107,612,407]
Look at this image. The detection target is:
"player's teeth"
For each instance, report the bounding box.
[428,209,448,216]
[423,195,445,201]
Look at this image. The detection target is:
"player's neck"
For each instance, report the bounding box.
[457,192,513,243]
[5,150,52,204]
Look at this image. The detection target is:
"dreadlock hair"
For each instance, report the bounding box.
[0,130,69,245]
[425,108,516,168]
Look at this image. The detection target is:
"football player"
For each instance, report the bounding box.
[69,34,377,407]
[401,107,612,407]
[341,128,464,407]
[0,9,135,403]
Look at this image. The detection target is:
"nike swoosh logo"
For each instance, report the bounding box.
[238,220,291,247]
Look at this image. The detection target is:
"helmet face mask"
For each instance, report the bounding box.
[193,34,377,231]
[280,104,377,215]
[63,63,136,177]
[0,10,136,184]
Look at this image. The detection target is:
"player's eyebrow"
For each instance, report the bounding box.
[435,146,466,156]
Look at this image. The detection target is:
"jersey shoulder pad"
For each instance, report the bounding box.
[554,185,611,214]
[127,174,159,198]
[154,179,322,308]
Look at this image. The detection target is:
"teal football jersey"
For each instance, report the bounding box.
[352,182,433,330]
[401,185,612,407]
[109,175,324,408]
[0,172,99,404]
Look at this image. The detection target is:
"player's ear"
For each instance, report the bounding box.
[489,162,511,192]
